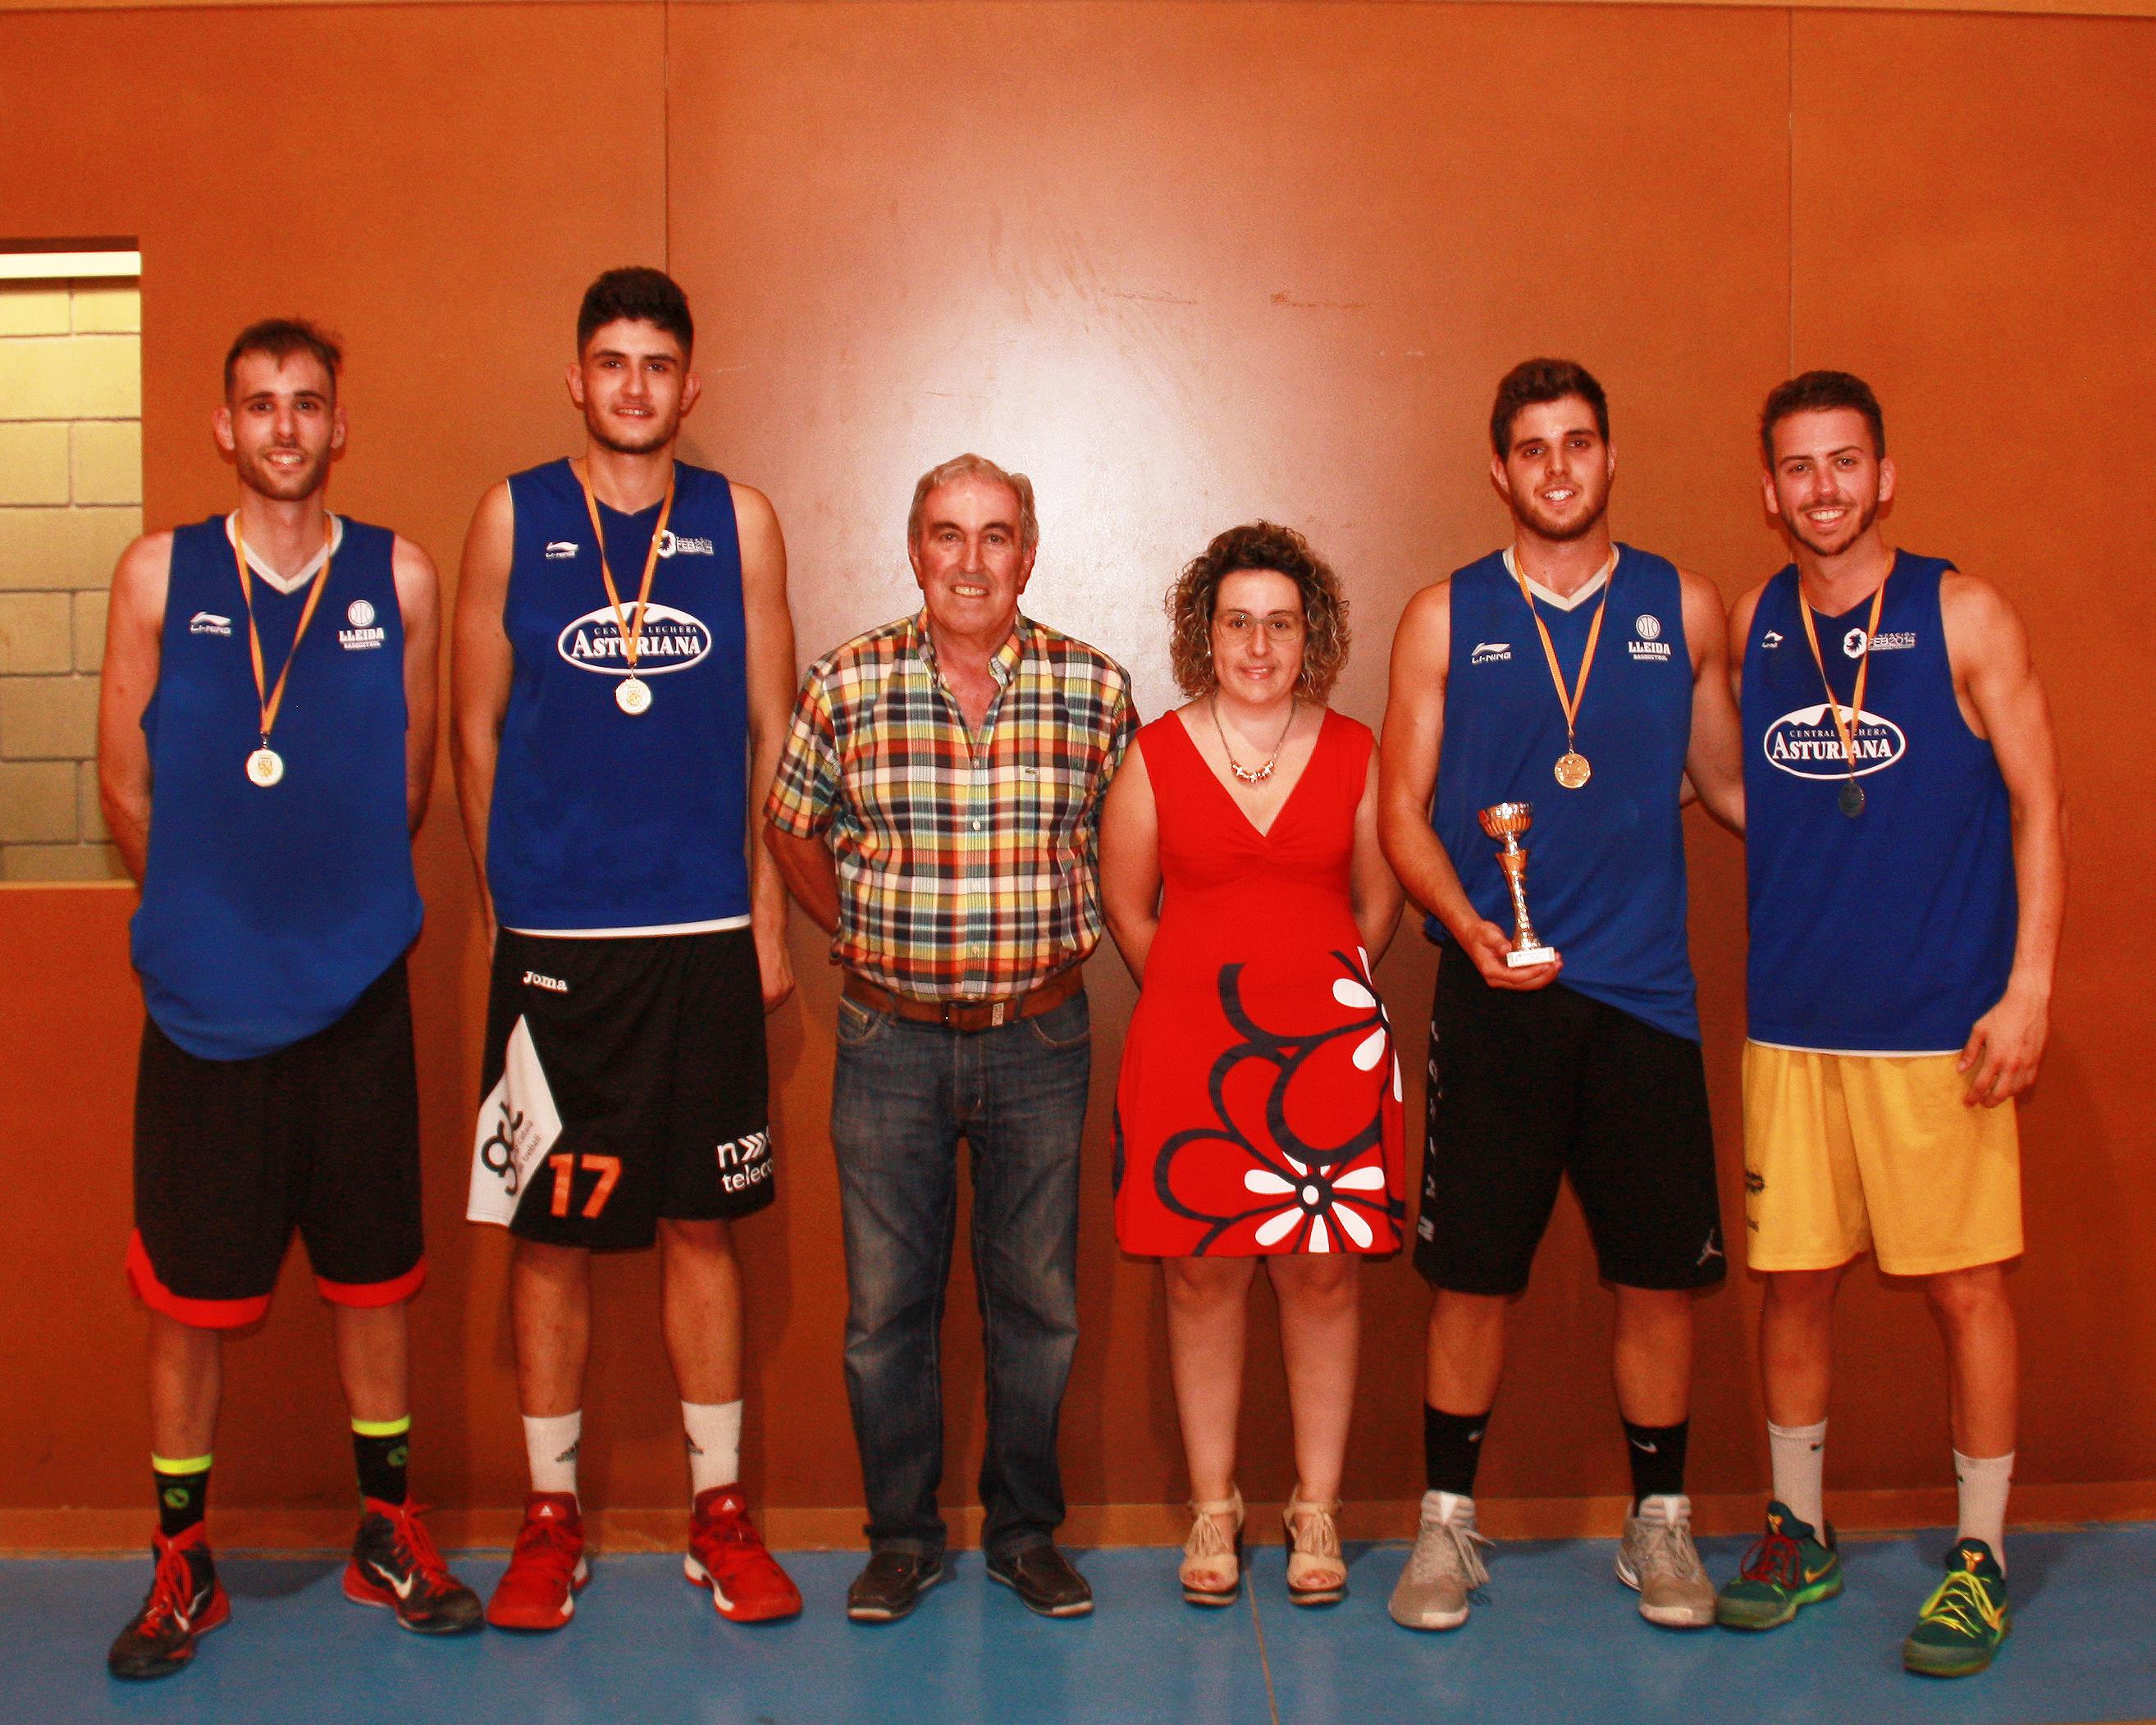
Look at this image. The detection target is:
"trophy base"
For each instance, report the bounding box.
[1505,945,1557,969]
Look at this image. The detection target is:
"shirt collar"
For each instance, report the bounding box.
[225,511,344,596]
[912,609,1030,686]
[1502,544,1619,613]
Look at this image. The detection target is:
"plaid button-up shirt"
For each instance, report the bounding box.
[766,610,1136,1000]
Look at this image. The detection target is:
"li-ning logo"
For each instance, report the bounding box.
[656,530,715,558]
[339,596,387,651]
[715,1127,773,1196]
[544,541,580,560]
[1761,629,1784,649]
[557,603,713,678]
[1469,641,1512,665]
[1762,704,1907,780]
[190,610,233,636]
[1629,614,1672,661]
[523,970,569,994]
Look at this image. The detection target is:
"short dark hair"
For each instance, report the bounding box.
[1490,358,1609,457]
[223,318,342,399]
[1167,521,1351,702]
[577,267,694,356]
[1760,370,1886,466]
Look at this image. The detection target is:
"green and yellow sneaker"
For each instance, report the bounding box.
[1715,1501,1843,1630]
[1902,1539,2010,1677]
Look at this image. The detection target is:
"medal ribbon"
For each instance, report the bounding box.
[234,519,334,746]
[1509,548,1616,760]
[1794,573,1888,787]
[576,459,676,679]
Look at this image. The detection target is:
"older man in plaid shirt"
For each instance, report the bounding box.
[765,454,1135,1624]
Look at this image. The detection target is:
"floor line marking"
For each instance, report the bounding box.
[1248,1579,1281,1725]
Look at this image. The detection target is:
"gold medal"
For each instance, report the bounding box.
[1509,549,1615,792]
[234,518,334,790]
[576,459,675,719]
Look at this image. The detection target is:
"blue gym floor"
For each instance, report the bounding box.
[5,1526,2153,1724]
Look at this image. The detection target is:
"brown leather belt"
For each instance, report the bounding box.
[843,965,1084,1033]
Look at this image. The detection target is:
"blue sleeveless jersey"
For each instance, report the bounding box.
[1431,546,1700,1042]
[132,516,421,1061]
[1742,552,2016,1053]
[487,459,751,933]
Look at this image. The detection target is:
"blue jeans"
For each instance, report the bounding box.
[830,987,1091,1562]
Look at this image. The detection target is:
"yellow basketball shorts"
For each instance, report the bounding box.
[1741,1041,2022,1276]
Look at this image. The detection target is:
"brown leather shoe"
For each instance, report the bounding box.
[845,1549,944,1623]
[986,1543,1094,1618]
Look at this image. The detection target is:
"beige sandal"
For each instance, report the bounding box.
[1180,1488,1245,1606]
[1283,1496,1346,1606]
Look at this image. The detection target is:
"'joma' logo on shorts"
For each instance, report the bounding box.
[523,970,568,993]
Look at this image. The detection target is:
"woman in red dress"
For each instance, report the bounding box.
[1101,523,1404,1609]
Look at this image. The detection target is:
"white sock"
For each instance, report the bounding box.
[1767,1418,1828,1530]
[683,1400,743,1498]
[1422,1489,1475,1527]
[1953,1449,2012,1572]
[523,1411,582,1499]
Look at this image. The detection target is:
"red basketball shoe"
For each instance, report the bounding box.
[684,1486,802,1622]
[107,1524,230,1679]
[486,1493,588,1631]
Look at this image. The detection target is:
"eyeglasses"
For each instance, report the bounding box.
[1213,611,1306,640]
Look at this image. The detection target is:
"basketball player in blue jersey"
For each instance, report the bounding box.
[1378,359,1745,1634]
[1716,372,2065,1677]
[452,267,802,1631]
[95,320,480,1678]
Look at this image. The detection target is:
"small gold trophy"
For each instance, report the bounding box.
[1477,801,1557,969]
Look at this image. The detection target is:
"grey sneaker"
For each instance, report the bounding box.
[1388,1491,1490,1631]
[1616,1494,1715,1628]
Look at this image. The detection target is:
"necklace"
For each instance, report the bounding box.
[1211,693,1297,784]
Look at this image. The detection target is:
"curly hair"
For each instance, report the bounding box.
[1166,522,1350,702]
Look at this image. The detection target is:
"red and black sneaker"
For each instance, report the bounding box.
[486,1492,588,1631]
[685,1485,802,1623]
[345,1499,483,1634]
[107,1524,230,1680]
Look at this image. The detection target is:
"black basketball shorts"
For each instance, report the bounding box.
[1414,949,1726,1296]
[468,927,774,1251]
[128,958,425,1329]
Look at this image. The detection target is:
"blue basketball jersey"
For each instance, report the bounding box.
[486,458,752,933]
[1742,552,2016,1053]
[1430,545,1700,1042]
[132,515,422,1061]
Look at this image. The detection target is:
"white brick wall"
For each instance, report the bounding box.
[0,279,139,879]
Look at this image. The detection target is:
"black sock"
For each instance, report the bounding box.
[1424,1405,1491,1498]
[1623,1417,1689,1506]
[353,1420,411,1506]
[153,1458,210,1539]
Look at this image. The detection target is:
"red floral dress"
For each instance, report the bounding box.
[1112,709,1405,1257]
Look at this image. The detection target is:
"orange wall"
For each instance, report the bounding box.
[1,2,2150,1531]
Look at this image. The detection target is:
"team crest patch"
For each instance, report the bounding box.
[1629,614,1672,661]
[656,530,715,558]
[339,596,387,650]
